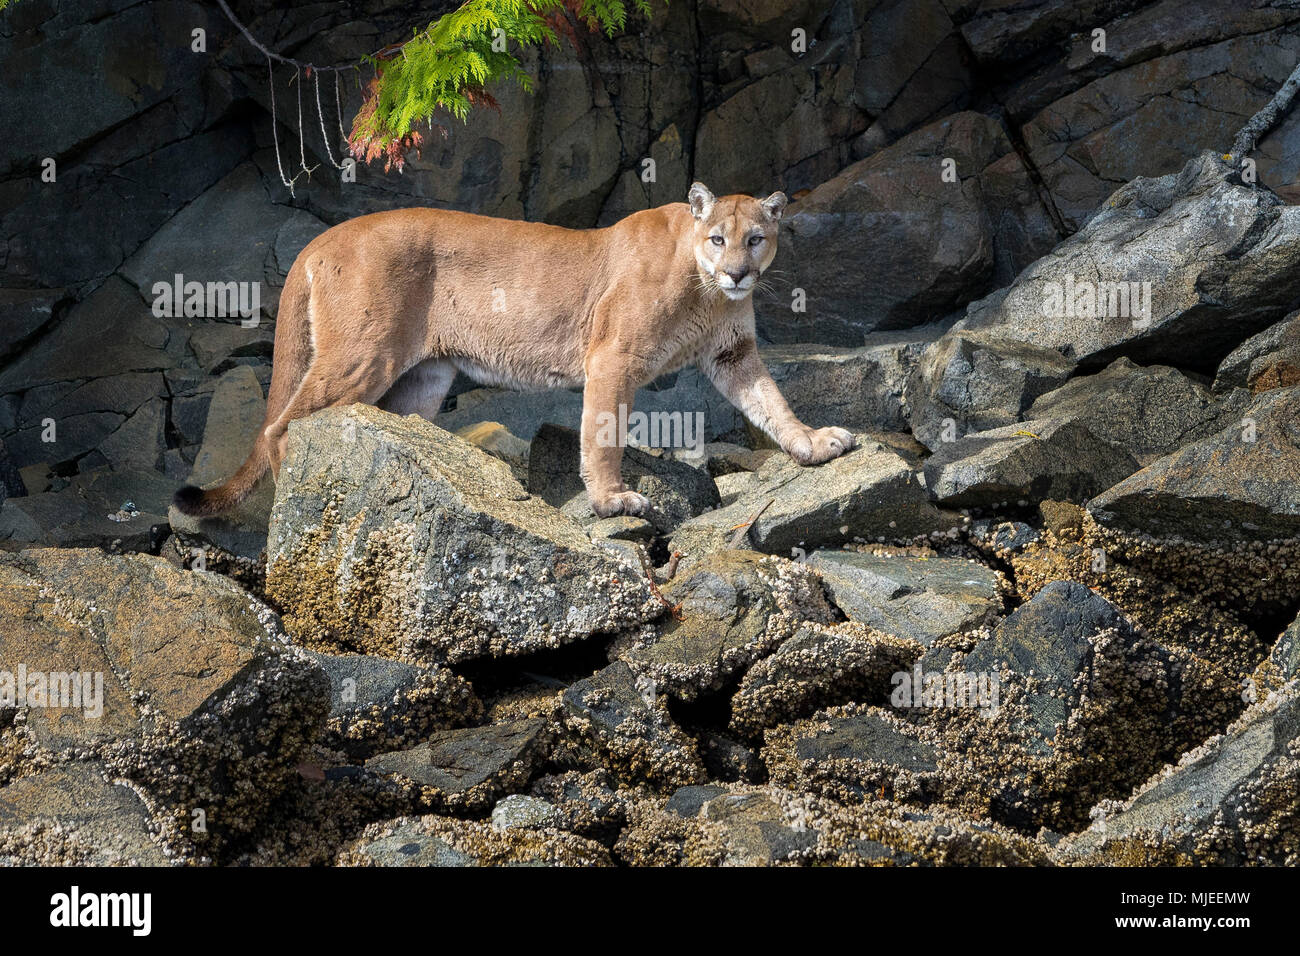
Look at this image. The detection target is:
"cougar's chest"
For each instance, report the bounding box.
[647,296,731,379]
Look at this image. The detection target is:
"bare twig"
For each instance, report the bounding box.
[727,498,773,549]
[214,0,358,73]
[1230,56,1300,162]
[637,548,683,620]
[661,551,683,581]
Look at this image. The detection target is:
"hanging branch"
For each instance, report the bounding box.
[267,59,300,196]
[313,71,347,170]
[215,0,660,174]
[1229,56,1300,163]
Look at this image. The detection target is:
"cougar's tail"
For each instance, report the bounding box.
[172,440,270,517]
[174,255,315,518]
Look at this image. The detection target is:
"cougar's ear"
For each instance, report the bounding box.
[688,182,716,220]
[760,191,788,221]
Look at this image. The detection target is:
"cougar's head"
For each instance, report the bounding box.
[688,182,787,302]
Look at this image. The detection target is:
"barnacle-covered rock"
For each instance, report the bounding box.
[265,405,661,664]
[0,547,329,856]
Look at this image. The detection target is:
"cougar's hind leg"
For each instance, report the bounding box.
[378,359,457,422]
[264,352,401,473]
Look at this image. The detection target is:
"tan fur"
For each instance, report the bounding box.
[173,183,854,520]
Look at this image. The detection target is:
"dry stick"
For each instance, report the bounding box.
[662,551,683,581]
[214,0,356,72]
[727,498,773,549]
[314,71,346,169]
[267,58,296,196]
[637,548,683,620]
[1230,56,1300,162]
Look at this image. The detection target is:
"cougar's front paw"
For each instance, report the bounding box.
[591,489,653,518]
[786,426,856,465]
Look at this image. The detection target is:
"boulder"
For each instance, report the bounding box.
[730,623,921,737]
[337,814,613,866]
[265,405,660,664]
[1057,688,1300,865]
[614,551,834,700]
[0,548,329,853]
[808,549,1002,645]
[1026,358,1247,465]
[168,365,273,559]
[614,780,1048,866]
[0,762,177,866]
[560,662,706,789]
[763,704,946,805]
[956,153,1300,374]
[305,650,483,760]
[922,417,1139,508]
[0,467,173,551]
[906,329,1074,450]
[365,718,552,812]
[669,434,949,559]
[527,423,720,532]
[1088,386,1300,542]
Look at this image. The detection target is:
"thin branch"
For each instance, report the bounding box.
[1230,56,1300,161]
[267,58,296,196]
[213,0,357,72]
[314,71,347,169]
[727,498,773,549]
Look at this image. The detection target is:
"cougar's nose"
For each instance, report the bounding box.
[726,268,749,285]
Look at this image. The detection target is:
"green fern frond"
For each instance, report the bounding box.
[352,0,663,157]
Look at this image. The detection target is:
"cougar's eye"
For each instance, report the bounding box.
[748,235,763,247]
[710,235,724,246]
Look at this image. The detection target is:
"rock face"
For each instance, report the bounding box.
[0,548,328,855]
[1088,387,1300,543]
[767,111,1059,343]
[265,405,660,664]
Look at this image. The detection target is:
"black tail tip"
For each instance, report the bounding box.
[172,485,206,515]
